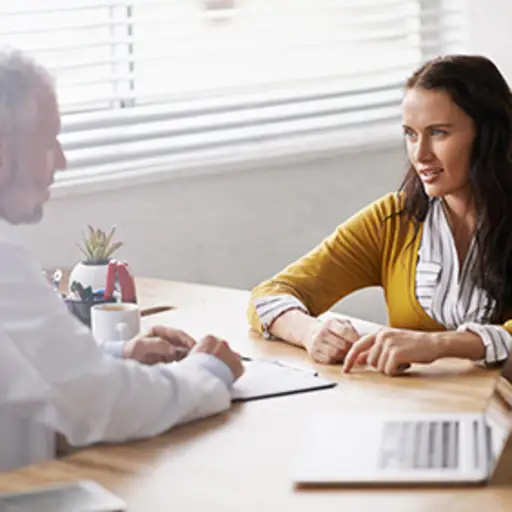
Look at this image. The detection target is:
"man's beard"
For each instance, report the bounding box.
[12,202,44,224]
[0,156,46,225]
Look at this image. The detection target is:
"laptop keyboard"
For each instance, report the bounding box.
[379,420,461,470]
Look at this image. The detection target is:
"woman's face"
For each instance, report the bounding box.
[402,87,476,203]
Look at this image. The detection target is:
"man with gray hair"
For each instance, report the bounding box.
[0,49,243,471]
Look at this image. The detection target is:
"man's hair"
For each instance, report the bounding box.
[0,48,54,136]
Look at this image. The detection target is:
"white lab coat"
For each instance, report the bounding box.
[0,220,231,472]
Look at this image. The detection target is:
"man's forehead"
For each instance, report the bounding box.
[33,87,61,132]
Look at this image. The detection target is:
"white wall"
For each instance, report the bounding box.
[467,1,512,83]
[21,147,405,323]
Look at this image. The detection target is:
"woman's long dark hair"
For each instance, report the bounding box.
[400,55,512,321]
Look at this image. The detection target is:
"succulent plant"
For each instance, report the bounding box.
[76,225,123,264]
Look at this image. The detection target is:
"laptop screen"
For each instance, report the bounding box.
[484,354,512,473]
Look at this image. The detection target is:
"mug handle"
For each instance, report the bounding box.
[116,322,131,341]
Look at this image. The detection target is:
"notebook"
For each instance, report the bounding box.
[231,359,336,402]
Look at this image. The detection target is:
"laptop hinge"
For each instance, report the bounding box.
[488,426,512,485]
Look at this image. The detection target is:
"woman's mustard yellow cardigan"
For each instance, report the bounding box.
[247,193,512,336]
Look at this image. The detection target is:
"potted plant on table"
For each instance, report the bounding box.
[68,225,123,294]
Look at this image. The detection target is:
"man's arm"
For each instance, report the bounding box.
[0,245,231,446]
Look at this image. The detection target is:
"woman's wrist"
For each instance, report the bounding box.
[269,309,319,349]
[429,330,485,361]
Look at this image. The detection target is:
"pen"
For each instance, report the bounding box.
[141,305,173,317]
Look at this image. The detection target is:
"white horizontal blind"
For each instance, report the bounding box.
[0,0,467,179]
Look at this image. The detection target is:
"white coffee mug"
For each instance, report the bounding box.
[91,303,141,345]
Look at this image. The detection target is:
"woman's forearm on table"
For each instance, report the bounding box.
[269,309,319,349]
[432,330,485,360]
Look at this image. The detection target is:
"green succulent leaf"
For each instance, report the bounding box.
[105,241,123,259]
[77,225,123,262]
[105,226,116,248]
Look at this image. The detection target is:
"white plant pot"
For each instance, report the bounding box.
[68,261,110,293]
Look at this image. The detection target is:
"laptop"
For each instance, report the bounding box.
[293,354,512,486]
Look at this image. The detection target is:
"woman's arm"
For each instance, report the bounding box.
[269,309,361,363]
[432,329,486,360]
[247,193,403,336]
[269,309,320,348]
[343,328,489,376]
[455,323,512,365]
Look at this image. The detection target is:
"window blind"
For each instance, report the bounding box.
[0,0,467,179]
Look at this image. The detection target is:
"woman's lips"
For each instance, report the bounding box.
[418,167,443,184]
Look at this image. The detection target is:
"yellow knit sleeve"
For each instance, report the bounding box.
[247,193,403,333]
[502,319,512,336]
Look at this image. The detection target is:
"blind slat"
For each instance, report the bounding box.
[62,70,412,126]
[62,90,402,150]
[67,106,402,170]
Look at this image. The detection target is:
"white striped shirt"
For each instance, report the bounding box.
[253,199,512,365]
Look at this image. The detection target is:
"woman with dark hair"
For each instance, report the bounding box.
[247,54,512,376]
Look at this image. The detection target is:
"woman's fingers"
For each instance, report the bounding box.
[342,334,377,373]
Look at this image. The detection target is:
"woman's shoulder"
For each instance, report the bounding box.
[360,192,406,221]
[353,193,418,248]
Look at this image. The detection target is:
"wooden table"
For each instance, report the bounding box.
[0,278,509,511]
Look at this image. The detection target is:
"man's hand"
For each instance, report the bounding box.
[191,335,244,381]
[304,318,361,364]
[342,328,442,376]
[123,325,196,364]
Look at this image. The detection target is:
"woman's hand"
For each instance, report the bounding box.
[304,318,361,364]
[123,325,196,364]
[342,328,443,376]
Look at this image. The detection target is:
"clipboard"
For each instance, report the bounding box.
[231,358,337,403]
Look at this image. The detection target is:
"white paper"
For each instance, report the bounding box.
[231,359,335,402]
